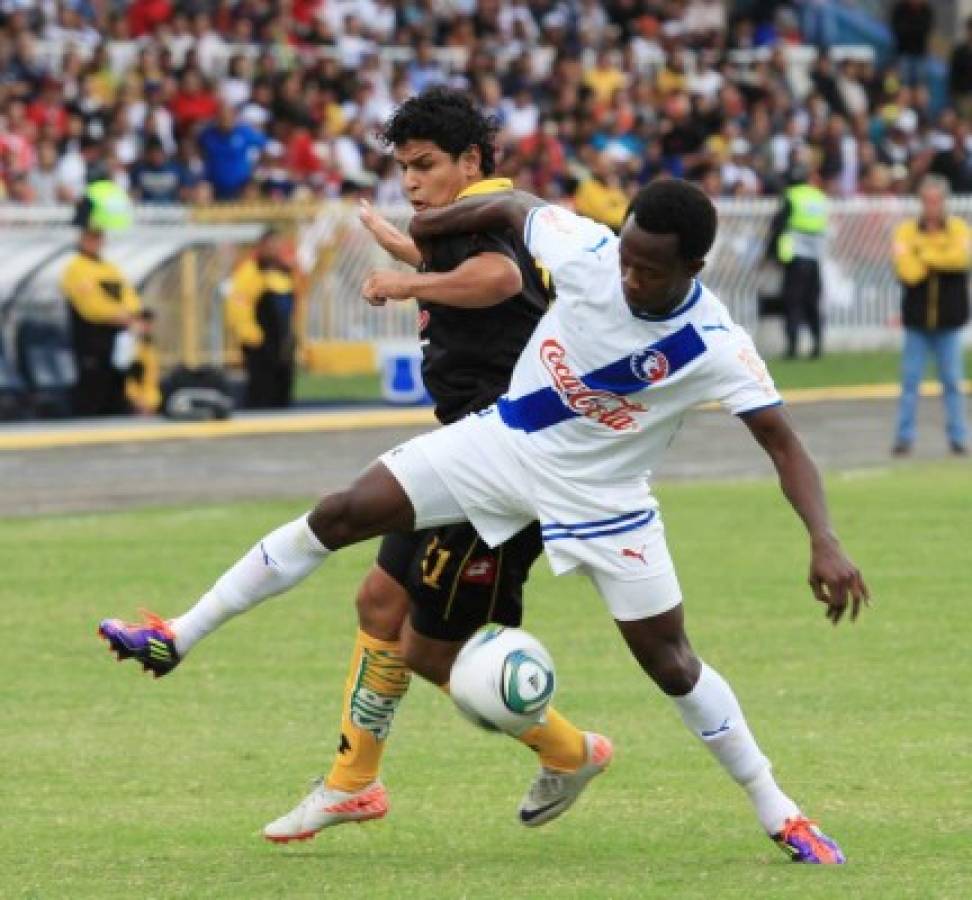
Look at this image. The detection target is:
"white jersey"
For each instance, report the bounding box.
[495,204,781,482]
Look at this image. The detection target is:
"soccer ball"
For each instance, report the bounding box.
[449,625,556,736]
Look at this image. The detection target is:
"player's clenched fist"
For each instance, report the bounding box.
[362,270,415,306]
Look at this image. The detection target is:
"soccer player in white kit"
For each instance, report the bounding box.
[100,179,868,863]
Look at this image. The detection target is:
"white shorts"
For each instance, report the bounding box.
[380,409,682,621]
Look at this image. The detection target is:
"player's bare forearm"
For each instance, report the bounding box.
[362,254,522,308]
[742,407,831,537]
[743,405,869,622]
[379,233,422,268]
[409,190,544,241]
[359,199,422,267]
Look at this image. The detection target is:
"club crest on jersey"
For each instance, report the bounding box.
[417,309,430,332]
[630,348,670,384]
[540,339,645,432]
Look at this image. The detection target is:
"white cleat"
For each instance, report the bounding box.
[517,732,613,827]
[263,778,389,843]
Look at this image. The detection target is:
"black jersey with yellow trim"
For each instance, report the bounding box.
[417,178,552,424]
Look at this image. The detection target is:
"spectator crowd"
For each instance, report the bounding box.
[2,0,972,219]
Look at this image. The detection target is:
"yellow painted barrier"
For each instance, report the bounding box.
[2,380,968,452]
[304,340,377,375]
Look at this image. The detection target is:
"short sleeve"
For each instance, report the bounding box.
[523,204,617,299]
[708,332,782,416]
[467,229,516,260]
[421,229,515,274]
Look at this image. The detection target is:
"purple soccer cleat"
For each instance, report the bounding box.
[98,609,181,678]
[772,816,846,864]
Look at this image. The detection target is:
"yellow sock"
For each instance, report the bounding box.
[440,683,585,771]
[517,706,587,771]
[326,629,411,792]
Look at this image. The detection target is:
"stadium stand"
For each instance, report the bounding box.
[1,1,971,417]
[1,1,971,207]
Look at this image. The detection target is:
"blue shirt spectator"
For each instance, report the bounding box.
[197,105,267,201]
[130,139,182,204]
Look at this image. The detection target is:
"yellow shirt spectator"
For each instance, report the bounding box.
[584,59,628,106]
[574,176,629,232]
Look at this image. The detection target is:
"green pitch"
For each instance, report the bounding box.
[2,465,970,898]
[293,350,972,402]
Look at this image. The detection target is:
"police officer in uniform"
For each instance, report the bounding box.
[60,177,140,416]
[767,165,829,358]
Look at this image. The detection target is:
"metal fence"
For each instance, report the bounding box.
[709,196,972,353]
[300,196,972,355]
[3,196,970,369]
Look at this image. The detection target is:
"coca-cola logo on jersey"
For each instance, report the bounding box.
[540,339,646,432]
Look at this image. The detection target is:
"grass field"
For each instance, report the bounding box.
[293,350,972,403]
[2,464,970,898]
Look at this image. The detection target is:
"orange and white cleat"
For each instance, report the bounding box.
[772,816,846,864]
[263,779,389,843]
[517,732,613,827]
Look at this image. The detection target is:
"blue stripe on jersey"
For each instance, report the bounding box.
[542,510,657,542]
[524,205,546,251]
[631,279,702,322]
[498,323,707,434]
[541,508,652,535]
[735,399,783,417]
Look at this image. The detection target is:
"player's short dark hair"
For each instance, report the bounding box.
[626,178,717,262]
[380,86,498,176]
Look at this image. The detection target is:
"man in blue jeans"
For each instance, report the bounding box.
[891,175,970,456]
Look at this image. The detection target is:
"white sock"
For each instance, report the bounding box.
[170,514,329,656]
[672,661,800,834]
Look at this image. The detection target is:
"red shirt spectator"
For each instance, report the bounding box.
[170,71,220,134]
[286,128,324,180]
[517,131,567,175]
[127,0,173,38]
[26,81,69,139]
[292,0,323,26]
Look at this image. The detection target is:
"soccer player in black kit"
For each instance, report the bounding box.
[99,88,613,841]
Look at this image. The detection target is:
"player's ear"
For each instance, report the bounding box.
[686,257,705,276]
[460,145,482,177]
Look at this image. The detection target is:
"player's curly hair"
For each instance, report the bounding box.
[380,86,499,176]
[627,178,717,262]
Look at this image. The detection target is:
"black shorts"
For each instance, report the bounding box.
[376,522,544,642]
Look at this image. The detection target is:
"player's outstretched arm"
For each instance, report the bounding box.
[359,199,423,268]
[409,190,545,241]
[742,405,870,625]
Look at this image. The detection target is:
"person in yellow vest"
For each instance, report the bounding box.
[61,180,141,416]
[891,175,970,456]
[573,152,631,232]
[766,164,829,358]
[225,229,299,409]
